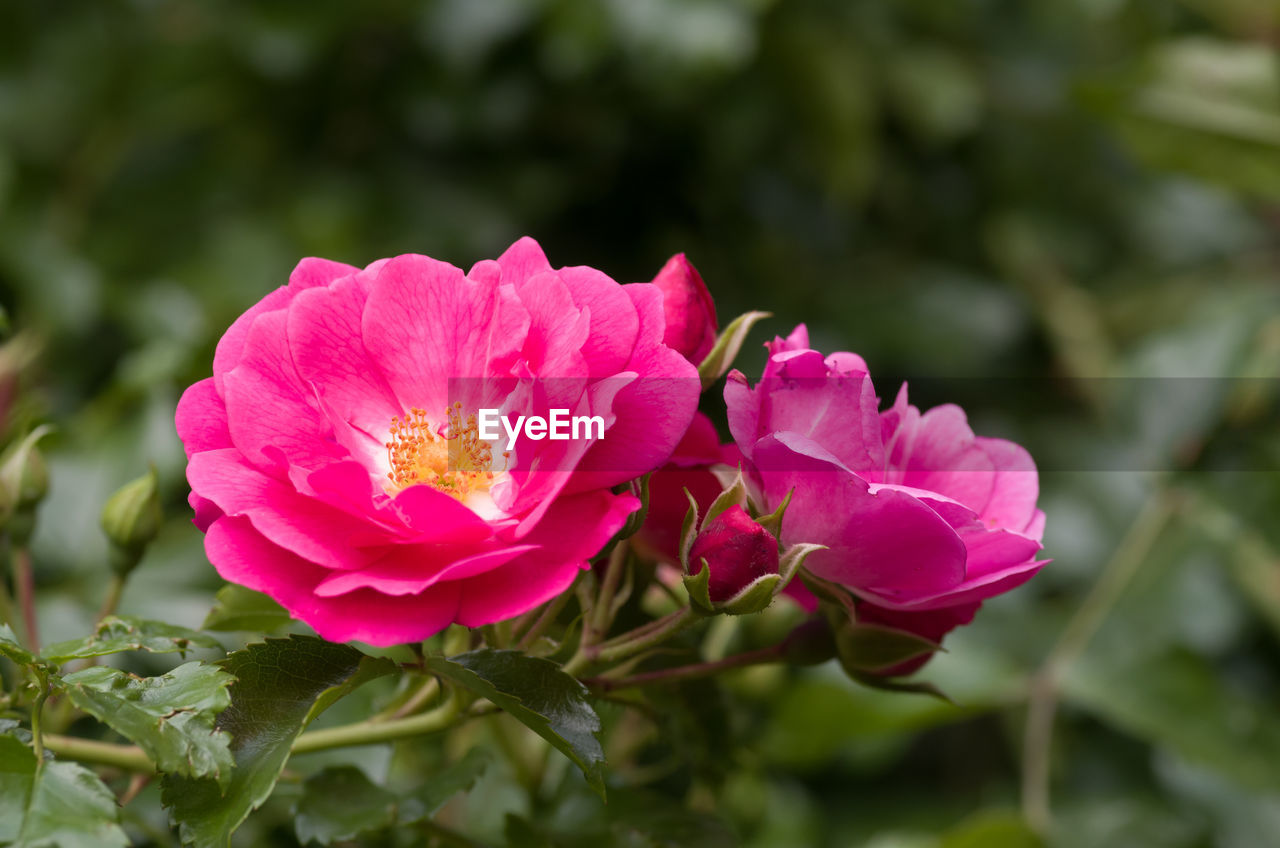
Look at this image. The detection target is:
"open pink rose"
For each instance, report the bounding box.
[177,238,700,645]
[725,325,1046,652]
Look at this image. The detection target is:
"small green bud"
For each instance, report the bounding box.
[101,467,162,576]
[0,425,53,544]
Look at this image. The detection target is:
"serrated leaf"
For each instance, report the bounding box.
[405,747,491,818]
[61,662,235,787]
[202,584,292,633]
[0,734,129,848]
[697,310,772,390]
[0,734,36,843]
[41,616,220,664]
[162,636,397,848]
[0,623,35,667]
[424,650,606,797]
[294,766,397,846]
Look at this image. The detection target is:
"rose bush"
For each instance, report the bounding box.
[176,237,700,645]
[726,325,1047,658]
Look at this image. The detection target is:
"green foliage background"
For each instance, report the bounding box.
[1,0,1278,846]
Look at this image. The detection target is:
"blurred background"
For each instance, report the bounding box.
[1,1,1278,846]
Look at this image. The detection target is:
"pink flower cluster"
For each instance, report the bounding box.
[178,238,1046,664]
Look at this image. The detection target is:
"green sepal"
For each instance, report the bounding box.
[717,573,782,615]
[777,543,826,590]
[754,487,793,538]
[696,310,772,390]
[700,466,750,530]
[682,559,717,615]
[616,473,651,540]
[835,621,943,675]
[846,670,955,704]
[677,488,700,571]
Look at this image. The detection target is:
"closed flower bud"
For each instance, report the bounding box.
[651,253,718,365]
[101,467,162,576]
[689,505,779,604]
[0,426,52,544]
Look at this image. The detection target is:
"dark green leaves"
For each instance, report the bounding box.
[0,734,129,848]
[202,584,292,633]
[163,636,397,848]
[425,650,605,797]
[61,662,235,786]
[293,750,491,846]
[294,766,398,846]
[41,616,220,665]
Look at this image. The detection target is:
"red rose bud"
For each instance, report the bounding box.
[651,253,717,365]
[689,505,779,604]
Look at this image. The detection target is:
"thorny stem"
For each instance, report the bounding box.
[1021,487,1179,835]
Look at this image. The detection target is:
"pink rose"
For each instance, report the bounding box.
[649,253,717,364]
[176,238,700,646]
[725,324,1046,653]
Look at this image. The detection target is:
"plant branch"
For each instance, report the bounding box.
[13,547,38,651]
[584,643,785,692]
[1021,487,1179,834]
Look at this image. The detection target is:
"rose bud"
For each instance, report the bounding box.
[101,467,163,577]
[689,505,779,605]
[651,253,717,365]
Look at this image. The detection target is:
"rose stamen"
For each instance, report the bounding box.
[384,402,509,498]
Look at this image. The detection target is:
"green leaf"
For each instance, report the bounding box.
[0,734,129,848]
[404,747,491,818]
[0,734,36,843]
[424,649,606,797]
[697,310,772,390]
[293,750,492,846]
[939,810,1042,848]
[162,636,397,848]
[61,662,235,787]
[41,615,221,664]
[0,623,35,667]
[294,766,397,846]
[202,583,292,633]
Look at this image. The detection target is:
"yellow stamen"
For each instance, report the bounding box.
[384,403,508,499]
